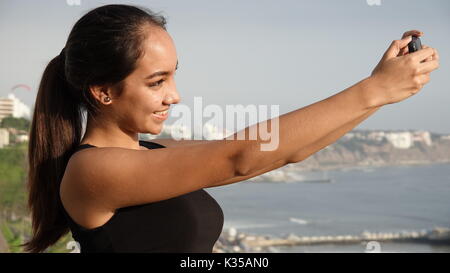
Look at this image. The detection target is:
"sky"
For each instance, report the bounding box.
[1,0,449,134]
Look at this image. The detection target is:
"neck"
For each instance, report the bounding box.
[81,115,143,150]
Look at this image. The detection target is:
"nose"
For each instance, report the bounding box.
[164,84,181,105]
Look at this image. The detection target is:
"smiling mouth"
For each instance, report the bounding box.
[152,109,169,120]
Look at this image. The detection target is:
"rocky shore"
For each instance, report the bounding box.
[212,226,450,253]
[297,137,450,172]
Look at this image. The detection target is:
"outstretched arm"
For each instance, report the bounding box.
[205,105,381,188]
[223,30,438,178]
[154,30,438,188]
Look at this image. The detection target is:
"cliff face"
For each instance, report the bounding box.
[295,138,450,170]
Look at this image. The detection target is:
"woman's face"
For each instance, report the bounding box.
[110,26,180,135]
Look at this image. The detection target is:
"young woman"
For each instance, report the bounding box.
[23,4,439,253]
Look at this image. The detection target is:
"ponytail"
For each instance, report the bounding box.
[22,50,83,252]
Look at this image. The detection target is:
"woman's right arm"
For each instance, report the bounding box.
[229,34,438,176]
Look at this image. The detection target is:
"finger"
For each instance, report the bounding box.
[433,48,440,62]
[421,45,433,61]
[400,46,409,56]
[402,30,423,39]
[416,74,431,86]
[418,59,439,74]
[409,47,435,62]
[385,36,413,59]
[400,30,423,56]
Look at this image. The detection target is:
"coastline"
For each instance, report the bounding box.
[246,159,450,183]
[294,159,450,173]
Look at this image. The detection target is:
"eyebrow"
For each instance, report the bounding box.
[145,60,178,80]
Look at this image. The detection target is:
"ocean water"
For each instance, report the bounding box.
[205,162,450,253]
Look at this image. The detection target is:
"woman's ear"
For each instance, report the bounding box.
[89,85,113,105]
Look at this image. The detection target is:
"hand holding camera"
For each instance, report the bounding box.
[368,30,439,107]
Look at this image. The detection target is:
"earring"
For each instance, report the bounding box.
[104,97,111,103]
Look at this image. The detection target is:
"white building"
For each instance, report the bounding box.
[412,130,432,146]
[140,123,193,141]
[385,130,432,148]
[140,123,233,141]
[0,128,9,148]
[343,132,355,140]
[15,134,29,143]
[0,93,31,122]
[201,123,233,140]
[385,131,413,149]
[368,131,386,142]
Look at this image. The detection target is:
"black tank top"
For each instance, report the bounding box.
[61,140,224,253]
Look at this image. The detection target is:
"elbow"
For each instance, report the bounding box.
[232,152,250,177]
[231,151,251,177]
[226,140,253,177]
[228,139,273,177]
[234,162,251,177]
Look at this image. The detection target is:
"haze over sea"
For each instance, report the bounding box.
[207,163,450,253]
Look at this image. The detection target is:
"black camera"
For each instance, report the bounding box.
[408,36,422,53]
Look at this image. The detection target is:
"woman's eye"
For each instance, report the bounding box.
[148,79,164,87]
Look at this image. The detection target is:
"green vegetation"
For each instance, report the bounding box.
[0,118,73,252]
[0,142,75,253]
[0,142,28,215]
[0,116,30,132]
[1,217,27,252]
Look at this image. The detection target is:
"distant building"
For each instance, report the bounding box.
[140,123,192,141]
[349,130,433,149]
[343,132,355,140]
[140,123,232,141]
[201,123,233,140]
[367,131,386,142]
[383,130,433,148]
[15,133,29,143]
[0,93,31,122]
[0,128,9,148]
[412,130,432,146]
[385,131,413,149]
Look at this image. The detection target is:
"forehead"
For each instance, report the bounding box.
[136,27,177,72]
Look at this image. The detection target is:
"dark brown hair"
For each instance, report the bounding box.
[22,4,167,252]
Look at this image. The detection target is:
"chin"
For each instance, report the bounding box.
[145,125,163,135]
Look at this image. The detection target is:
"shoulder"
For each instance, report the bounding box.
[60,141,168,228]
[60,138,238,218]
[61,141,168,203]
[64,141,165,181]
[61,149,114,229]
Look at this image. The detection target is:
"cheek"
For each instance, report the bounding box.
[139,97,164,126]
[131,88,159,111]
[122,85,164,120]
[145,95,163,114]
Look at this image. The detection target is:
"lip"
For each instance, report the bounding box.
[155,108,170,112]
[152,110,169,121]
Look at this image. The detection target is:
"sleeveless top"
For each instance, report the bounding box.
[61,140,224,253]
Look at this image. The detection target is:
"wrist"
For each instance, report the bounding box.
[358,75,386,109]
